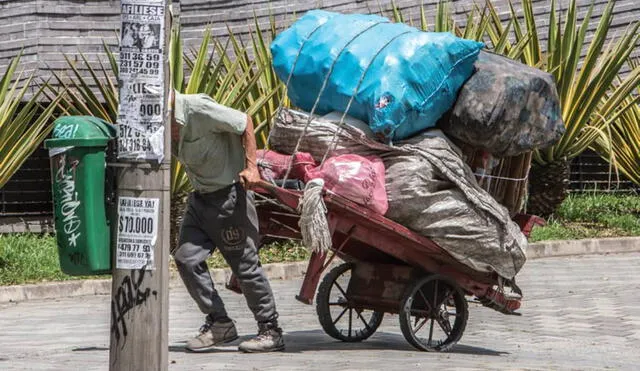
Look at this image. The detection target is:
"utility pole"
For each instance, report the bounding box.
[109,0,172,370]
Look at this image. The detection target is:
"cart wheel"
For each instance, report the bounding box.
[316,263,384,342]
[399,274,468,352]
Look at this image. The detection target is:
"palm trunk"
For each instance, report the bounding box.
[526,160,571,218]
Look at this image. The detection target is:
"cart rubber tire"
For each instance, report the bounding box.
[316,263,384,342]
[399,274,468,352]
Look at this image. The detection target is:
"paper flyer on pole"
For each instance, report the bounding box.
[117,0,166,162]
[116,197,159,270]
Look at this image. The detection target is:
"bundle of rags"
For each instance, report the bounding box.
[435,51,565,215]
[439,51,565,158]
[270,109,527,280]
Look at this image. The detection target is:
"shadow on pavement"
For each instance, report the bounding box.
[168,345,239,354]
[168,336,253,353]
[69,332,507,357]
[282,330,507,356]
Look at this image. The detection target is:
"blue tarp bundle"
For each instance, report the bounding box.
[271,10,484,142]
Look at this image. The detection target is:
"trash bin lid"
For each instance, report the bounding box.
[44,116,117,148]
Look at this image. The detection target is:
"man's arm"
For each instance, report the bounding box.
[238,115,261,190]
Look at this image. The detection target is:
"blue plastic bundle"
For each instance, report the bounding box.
[271,10,484,142]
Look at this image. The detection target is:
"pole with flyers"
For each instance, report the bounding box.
[109,0,172,370]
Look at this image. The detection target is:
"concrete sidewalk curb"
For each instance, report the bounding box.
[2,237,639,304]
[0,261,310,304]
[527,236,640,259]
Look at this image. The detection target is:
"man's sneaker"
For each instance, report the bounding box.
[186,319,238,352]
[238,322,285,353]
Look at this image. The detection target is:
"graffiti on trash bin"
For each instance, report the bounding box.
[53,123,79,139]
[110,267,158,346]
[53,153,82,252]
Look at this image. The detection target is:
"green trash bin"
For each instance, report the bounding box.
[44,116,116,275]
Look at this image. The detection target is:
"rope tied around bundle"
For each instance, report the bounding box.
[270,18,410,255]
[297,178,331,253]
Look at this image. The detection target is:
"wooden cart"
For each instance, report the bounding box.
[229,181,543,352]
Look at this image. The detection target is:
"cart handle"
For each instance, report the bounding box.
[253,179,277,193]
[253,180,301,210]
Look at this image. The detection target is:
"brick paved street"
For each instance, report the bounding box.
[1,253,639,370]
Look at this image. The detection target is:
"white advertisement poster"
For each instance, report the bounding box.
[116,197,159,270]
[117,0,166,162]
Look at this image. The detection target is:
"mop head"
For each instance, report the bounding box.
[297,178,331,253]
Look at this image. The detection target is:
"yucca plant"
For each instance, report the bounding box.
[391,0,474,35]
[0,54,62,189]
[390,0,531,60]
[495,0,640,217]
[169,21,285,249]
[591,58,640,186]
[47,42,119,122]
[48,17,286,250]
[394,0,640,216]
[171,17,286,195]
[390,0,459,33]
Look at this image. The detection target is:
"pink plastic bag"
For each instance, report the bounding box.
[257,150,317,181]
[305,154,388,215]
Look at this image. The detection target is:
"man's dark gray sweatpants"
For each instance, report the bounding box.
[172,183,278,323]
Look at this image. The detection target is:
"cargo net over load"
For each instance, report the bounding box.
[256,10,564,304]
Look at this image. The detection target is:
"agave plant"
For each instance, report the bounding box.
[591,58,640,186]
[0,53,62,189]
